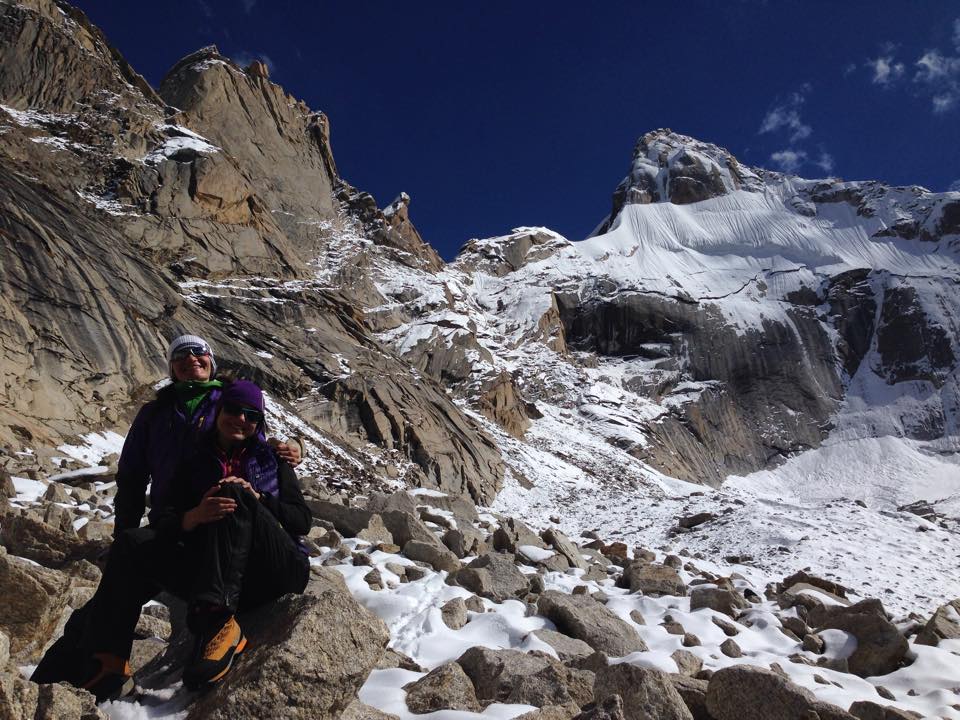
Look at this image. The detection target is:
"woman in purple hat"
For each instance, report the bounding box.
[44,379,311,700]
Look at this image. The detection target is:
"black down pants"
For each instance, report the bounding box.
[32,484,308,678]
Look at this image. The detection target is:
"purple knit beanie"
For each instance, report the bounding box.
[219,380,264,412]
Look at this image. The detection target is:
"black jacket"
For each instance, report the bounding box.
[151,434,311,544]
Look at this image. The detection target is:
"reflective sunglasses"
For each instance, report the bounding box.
[171,345,210,361]
[221,402,264,424]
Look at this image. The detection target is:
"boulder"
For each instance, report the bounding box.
[678,512,715,529]
[402,539,460,573]
[706,665,856,720]
[0,669,38,720]
[449,553,530,602]
[493,517,546,553]
[307,502,382,540]
[847,701,922,720]
[0,513,106,569]
[34,682,107,720]
[620,562,686,597]
[184,587,389,719]
[77,521,112,542]
[378,510,440,548]
[42,505,75,535]
[340,700,401,719]
[0,673,107,720]
[593,664,693,720]
[816,603,908,677]
[405,491,480,525]
[364,491,419,517]
[515,703,581,720]
[0,470,14,500]
[442,526,486,558]
[541,528,589,570]
[376,648,423,673]
[42,483,71,504]
[574,695,627,719]
[807,598,885,630]
[537,591,647,657]
[915,598,960,646]
[402,662,482,713]
[669,674,711,720]
[456,646,574,707]
[719,639,742,658]
[689,587,750,618]
[532,629,595,663]
[441,597,469,630]
[670,649,703,677]
[0,547,73,662]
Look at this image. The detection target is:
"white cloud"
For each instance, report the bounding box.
[759,89,812,143]
[856,28,960,115]
[815,151,835,174]
[932,93,957,113]
[915,50,960,82]
[913,48,960,113]
[760,87,836,177]
[869,56,905,85]
[770,150,806,174]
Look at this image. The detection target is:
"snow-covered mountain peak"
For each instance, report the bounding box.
[454,227,573,277]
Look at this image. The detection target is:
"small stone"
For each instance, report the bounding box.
[802,633,825,653]
[720,638,742,658]
[441,597,469,630]
[671,649,703,676]
[711,616,739,636]
[875,685,895,700]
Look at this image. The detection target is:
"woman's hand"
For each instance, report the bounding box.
[269,438,302,467]
[181,484,238,532]
[219,476,260,500]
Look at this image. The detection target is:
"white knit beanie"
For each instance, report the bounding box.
[166,334,217,379]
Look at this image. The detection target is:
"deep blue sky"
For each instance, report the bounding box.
[74,1,960,259]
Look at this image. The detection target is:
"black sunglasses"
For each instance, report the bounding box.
[171,345,210,361]
[221,402,264,424]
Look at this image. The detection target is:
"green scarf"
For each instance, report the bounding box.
[173,380,223,418]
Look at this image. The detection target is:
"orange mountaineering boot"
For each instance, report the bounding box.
[182,615,247,690]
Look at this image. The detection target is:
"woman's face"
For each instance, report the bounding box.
[216,402,260,445]
[171,349,212,382]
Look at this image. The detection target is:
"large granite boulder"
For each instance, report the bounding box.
[814,601,908,677]
[0,674,107,720]
[450,553,531,602]
[182,573,389,719]
[402,662,481,713]
[619,561,687,597]
[593,664,692,720]
[0,547,73,662]
[0,513,107,569]
[706,665,856,720]
[456,647,575,708]
[915,598,960,647]
[537,591,647,657]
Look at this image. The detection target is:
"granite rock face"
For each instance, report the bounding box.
[0,0,503,503]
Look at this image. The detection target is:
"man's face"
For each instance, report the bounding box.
[171,349,212,382]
